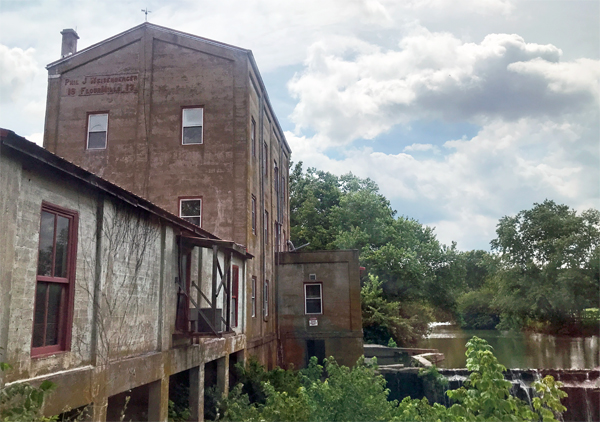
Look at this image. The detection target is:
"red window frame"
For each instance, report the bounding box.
[31,202,78,357]
[251,276,257,317]
[231,265,239,328]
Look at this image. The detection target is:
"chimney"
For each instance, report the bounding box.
[60,29,79,57]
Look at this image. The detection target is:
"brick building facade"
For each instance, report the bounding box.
[43,23,290,366]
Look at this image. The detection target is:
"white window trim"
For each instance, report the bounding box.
[179,198,202,227]
[305,283,323,315]
[182,107,204,145]
[87,113,108,150]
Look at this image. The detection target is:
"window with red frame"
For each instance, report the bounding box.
[231,265,239,328]
[32,203,78,356]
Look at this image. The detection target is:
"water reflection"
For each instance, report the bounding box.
[418,324,599,369]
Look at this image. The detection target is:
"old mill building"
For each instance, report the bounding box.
[0,23,363,421]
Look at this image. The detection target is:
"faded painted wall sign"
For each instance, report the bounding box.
[62,73,138,97]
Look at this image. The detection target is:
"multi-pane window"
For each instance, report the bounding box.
[180,198,202,226]
[263,280,269,318]
[182,107,203,145]
[32,203,78,356]
[231,266,239,328]
[251,276,257,317]
[251,195,256,235]
[251,117,256,158]
[87,113,108,149]
[264,210,268,244]
[305,283,323,315]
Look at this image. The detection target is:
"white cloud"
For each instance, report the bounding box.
[0,45,40,103]
[288,27,599,145]
[289,116,598,250]
[403,143,439,153]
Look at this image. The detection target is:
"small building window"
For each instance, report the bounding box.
[305,283,322,315]
[263,280,269,318]
[251,117,256,158]
[264,210,268,244]
[180,198,202,226]
[274,161,279,195]
[87,113,108,149]
[251,195,256,235]
[32,203,78,356]
[251,276,257,317]
[231,265,239,328]
[263,142,268,177]
[182,107,203,145]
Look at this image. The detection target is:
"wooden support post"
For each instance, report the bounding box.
[224,252,231,331]
[212,245,219,331]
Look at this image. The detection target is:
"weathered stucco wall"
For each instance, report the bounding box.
[1,136,248,420]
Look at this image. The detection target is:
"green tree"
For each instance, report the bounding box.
[491,200,599,329]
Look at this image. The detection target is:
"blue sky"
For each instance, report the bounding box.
[1,0,598,250]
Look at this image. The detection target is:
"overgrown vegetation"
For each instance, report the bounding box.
[0,363,56,422]
[290,163,600,338]
[211,337,566,421]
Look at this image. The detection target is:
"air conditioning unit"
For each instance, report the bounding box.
[309,274,317,281]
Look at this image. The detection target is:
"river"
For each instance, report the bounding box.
[417,323,599,369]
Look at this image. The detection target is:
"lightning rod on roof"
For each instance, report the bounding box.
[141,8,152,22]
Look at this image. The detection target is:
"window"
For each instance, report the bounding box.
[251,276,257,317]
[263,280,269,318]
[251,118,256,158]
[179,198,202,226]
[87,113,108,149]
[32,203,78,356]
[182,107,203,144]
[282,176,285,207]
[305,283,322,314]
[263,142,268,177]
[251,195,256,235]
[274,161,279,195]
[264,210,268,244]
[231,266,239,328]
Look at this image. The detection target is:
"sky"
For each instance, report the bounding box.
[1,0,598,251]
